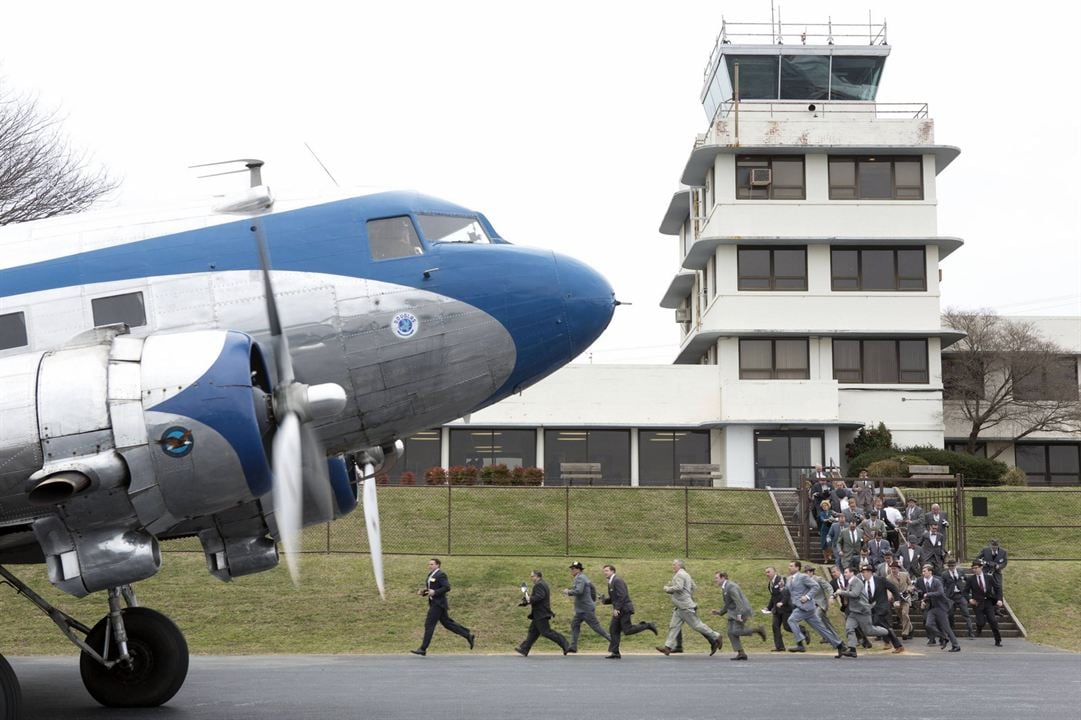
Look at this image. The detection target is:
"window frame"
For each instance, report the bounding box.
[830,247,927,292]
[737,246,808,291]
[366,215,426,262]
[831,338,929,384]
[736,156,806,200]
[827,156,924,201]
[739,338,810,380]
[1015,442,1081,486]
[91,291,147,329]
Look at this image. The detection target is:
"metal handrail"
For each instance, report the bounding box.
[714,100,929,121]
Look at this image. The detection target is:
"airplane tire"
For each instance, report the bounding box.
[0,653,22,720]
[79,607,189,708]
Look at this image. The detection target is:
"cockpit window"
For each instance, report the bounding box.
[367,216,425,260]
[416,215,491,244]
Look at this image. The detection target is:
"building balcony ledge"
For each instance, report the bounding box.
[682,235,964,269]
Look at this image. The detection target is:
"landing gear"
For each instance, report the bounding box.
[0,653,21,720]
[79,607,188,708]
[0,566,188,709]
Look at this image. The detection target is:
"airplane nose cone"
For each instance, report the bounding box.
[554,253,616,357]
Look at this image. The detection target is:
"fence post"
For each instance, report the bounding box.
[956,474,966,561]
[326,522,331,554]
[447,484,452,555]
[684,487,690,557]
[565,485,570,557]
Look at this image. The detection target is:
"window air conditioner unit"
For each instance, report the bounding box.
[750,168,772,186]
[675,308,691,323]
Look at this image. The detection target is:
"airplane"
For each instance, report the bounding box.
[0,161,615,717]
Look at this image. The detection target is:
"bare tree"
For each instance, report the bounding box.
[942,308,1081,459]
[0,84,117,225]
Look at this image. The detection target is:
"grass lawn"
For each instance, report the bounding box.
[1,553,1077,655]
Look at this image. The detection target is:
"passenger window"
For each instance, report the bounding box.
[367,217,424,260]
[0,311,28,350]
[92,292,146,328]
[416,215,491,244]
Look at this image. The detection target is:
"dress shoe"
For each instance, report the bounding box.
[565,647,577,654]
[671,647,684,653]
[731,653,748,661]
[755,626,767,641]
[926,639,937,646]
[845,646,858,658]
[646,622,658,635]
[468,633,476,650]
[892,646,906,654]
[949,646,961,652]
[861,639,873,649]
[994,640,1002,647]
[788,642,806,653]
[514,646,528,657]
[771,648,786,652]
[604,653,621,659]
[709,637,720,657]
[655,645,672,656]
[562,647,571,656]
[409,649,426,656]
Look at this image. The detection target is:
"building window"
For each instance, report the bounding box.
[942,355,986,400]
[945,442,987,458]
[543,430,630,486]
[754,430,824,489]
[394,430,442,483]
[1013,358,1079,401]
[738,247,807,291]
[831,248,926,291]
[736,156,805,200]
[92,292,146,328]
[449,429,535,469]
[1015,443,1081,485]
[740,338,810,379]
[832,339,928,384]
[0,312,28,351]
[828,157,923,200]
[638,431,710,486]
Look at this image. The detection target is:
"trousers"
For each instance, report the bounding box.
[420,604,471,651]
[569,610,611,648]
[664,608,719,649]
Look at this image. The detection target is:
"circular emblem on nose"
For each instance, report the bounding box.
[159,426,194,458]
[391,312,419,339]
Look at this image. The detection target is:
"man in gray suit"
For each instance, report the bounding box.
[916,564,960,652]
[785,560,847,656]
[833,565,905,656]
[562,561,610,653]
[710,571,766,660]
[803,566,839,643]
[656,560,721,656]
[838,520,863,570]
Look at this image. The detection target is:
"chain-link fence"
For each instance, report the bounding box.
[163,487,796,559]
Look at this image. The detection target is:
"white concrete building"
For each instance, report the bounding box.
[391,20,1079,489]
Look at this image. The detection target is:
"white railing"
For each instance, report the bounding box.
[716,100,929,120]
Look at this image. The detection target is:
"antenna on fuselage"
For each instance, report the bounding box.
[190,158,273,213]
[190,158,265,188]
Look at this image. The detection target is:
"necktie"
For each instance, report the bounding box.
[979,575,985,592]
[865,581,872,600]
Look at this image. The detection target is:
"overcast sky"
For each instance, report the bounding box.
[2,1,1078,363]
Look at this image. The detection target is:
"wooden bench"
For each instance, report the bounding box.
[679,463,722,487]
[907,464,953,480]
[560,462,601,486]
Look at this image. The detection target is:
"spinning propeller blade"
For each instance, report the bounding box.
[361,470,385,600]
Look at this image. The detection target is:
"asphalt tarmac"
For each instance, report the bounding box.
[9,639,1080,720]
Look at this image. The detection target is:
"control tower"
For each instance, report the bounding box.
[658,17,962,487]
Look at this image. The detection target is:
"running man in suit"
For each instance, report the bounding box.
[785,560,847,656]
[763,566,788,651]
[833,565,905,656]
[965,560,1004,646]
[563,561,610,652]
[941,559,975,638]
[711,571,766,660]
[656,560,721,656]
[599,564,657,659]
[916,564,960,651]
[515,570,570,656]
[411,558,475,656]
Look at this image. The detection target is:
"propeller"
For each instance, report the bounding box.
[251,219,347,584]
[360,462,385,600]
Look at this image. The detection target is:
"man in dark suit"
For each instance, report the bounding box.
[899,498,924,538]
[976,539,1009,584]
[515,570,570,656]
[897,537,923,576]
[920,524,946,573]
[863,564,902,646]
[763,566,788,651]
[599,564,657,658]
[965,560,1004,646]
[916,564,959,651]
[940,559,975,638]
[411,558,475,656]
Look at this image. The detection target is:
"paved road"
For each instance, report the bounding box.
[9,640,1081,720]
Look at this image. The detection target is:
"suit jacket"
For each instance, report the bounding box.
[787,572,820,616]
[867,538,892,566]
[976,547,1008,574]
[527,579,555,621]
[566,573,596,613]
[838,528,864,562]
[426,568,451,609]
[866,575,900,617]
[916,575,950,610]
[663,568,698,610]
[901,504,924,535]
[602,575,635,615]
[766,574,785,613]
[886,568,913,601]
[836,574,872,615]
[897,546,923,575]
[964,571,1001,604]
[860,518,887,538]
[940,569,968,599]
[830,576,850,611]
[925,511,949,530]
[717,580,753,620]
[920,533,946,563]
[811,576,833,610]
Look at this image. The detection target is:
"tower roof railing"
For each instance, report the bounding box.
[705,16,888,80]
[705,100,928,128]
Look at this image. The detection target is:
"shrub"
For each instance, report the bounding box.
[398,471,416,486]
[448,465,478,486]
[846,422,893,459]
[480,464,512,485]
[513,466,545,486]
[902,446,1007,484]
[865,459,909,478]
[424,467,447,486]
[848,448,922,476]
[375,472,390,486]
[1000,466,1028,486]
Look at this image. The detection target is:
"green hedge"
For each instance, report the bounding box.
[848,446,1007,484]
